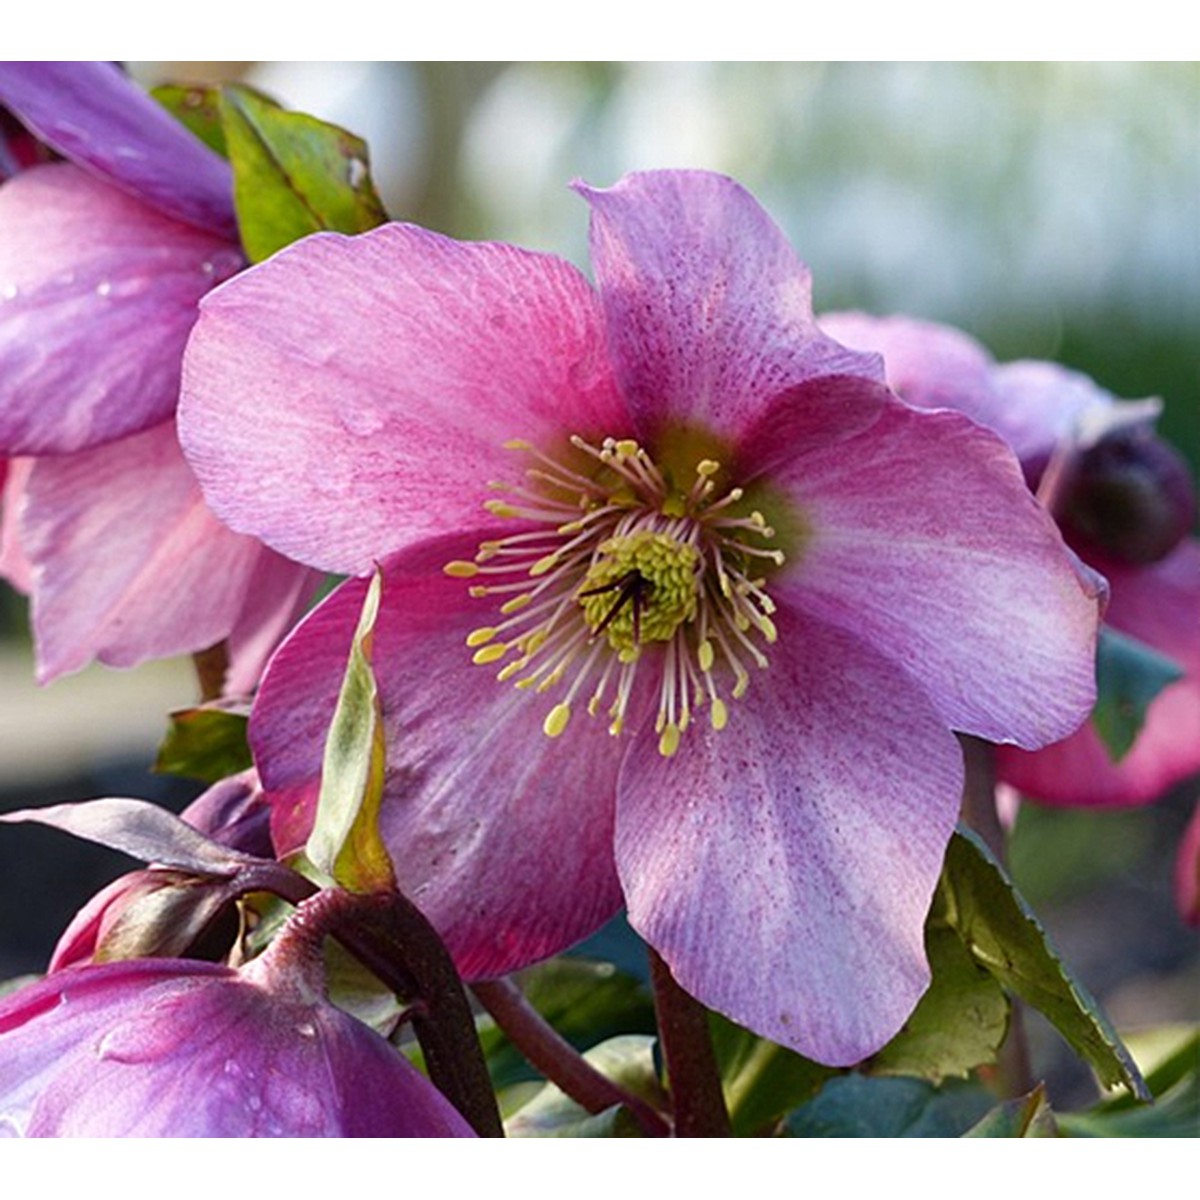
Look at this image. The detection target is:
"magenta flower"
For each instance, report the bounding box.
[822,312,1200,808]
[0,950,474,1137]
[180,171,1100,1064]
[0,63,316,687]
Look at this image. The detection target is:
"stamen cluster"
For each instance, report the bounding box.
[444,437,784,756]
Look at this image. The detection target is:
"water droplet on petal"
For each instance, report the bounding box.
[295,1022,317,1039]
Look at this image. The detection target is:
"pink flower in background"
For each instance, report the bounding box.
[180,170,1100,1064]
[1175,802,1200,927]
[0,63,316,689]
[0,944,474,1137]
[822,312,1200,808]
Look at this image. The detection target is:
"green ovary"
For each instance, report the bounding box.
[578,530,701,654]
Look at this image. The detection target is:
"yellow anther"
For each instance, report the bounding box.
[515,677,539,690]
[727,488,744,502]
[503,438,532,451]
[500,594,533,615]
[466,627,498,647]
[469,586,488,598]
[536,666,566,693]
[614,439,639,458]
[523,630,549,655]
[587,695,602,717]
[696,459,720,477]
[658,723,681,758]
[543,702,572,738]
[698,640,715,672]
[608,715,625,736]
[711,698,729,731]
[497,661,524,682]
[443,561,479,578]
[484,500,519,518]
[759,616,778,644]
[618,647,640,664]
[472,643,508,665]
[662,494,686,518]
[732,674,750,700]
[529,554,558,577]
[557,520,584,534]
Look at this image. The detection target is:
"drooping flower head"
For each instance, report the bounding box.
[0,922,474,1137]
[0,63,316,688]
[180,170,1101,1064]
[822,312,1200,808]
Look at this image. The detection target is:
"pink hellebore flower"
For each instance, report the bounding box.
[822,312,1200,808]
[0,62,316,688]
[0,949,474,1136]
[179,171,1101,1065]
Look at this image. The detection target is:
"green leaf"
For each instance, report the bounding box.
[781,1075,993,1138]
[1092,627,1184,761]
[963,1085,1058,1137]
[941,829,1149,1099]
[478,958,655,1090]
[306,571,395,893]
[709,1014,836,1135]
[1058,1028,1199,1138]
[219,84,387,261]
[152,84,227,156]
[869,923,1010,1083]
[503,1035,663,1138]
[154,706,251,783]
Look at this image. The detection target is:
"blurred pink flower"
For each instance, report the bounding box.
[822,312,1200,807]
[0,63,316,688]
[180,170,1100,1064]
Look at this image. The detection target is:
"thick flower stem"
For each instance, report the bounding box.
[191,640,229,701]
[269,884,503,1137]
[648,948,732,1137]
[472,978,670,1137]
[958,735,1035,1099]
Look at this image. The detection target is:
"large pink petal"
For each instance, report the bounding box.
[180,224,628,576]
[615,606,962,1065]
[0,61,236,237]
[252,534,624,978]
[772,402,1102,748]
[578,171,883,446]
[998,540,1200,806]
[19,420,296,683]
[0,164,240,454]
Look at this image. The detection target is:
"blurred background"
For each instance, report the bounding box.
[2,63,1196,1106]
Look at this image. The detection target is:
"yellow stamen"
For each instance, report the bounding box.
[466,627,497,647]
[658,723,681,758]
[443,561,479,578]
[543,702,571,738]
[472,644,508,665]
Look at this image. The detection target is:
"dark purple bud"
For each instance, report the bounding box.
[1056,427,1196,565]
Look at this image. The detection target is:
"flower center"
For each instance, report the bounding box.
[443,436,785,757]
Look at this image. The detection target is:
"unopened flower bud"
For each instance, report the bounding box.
[1056,427,1196,565]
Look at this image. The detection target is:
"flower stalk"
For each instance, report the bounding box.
[473,977,670,1137]
[648,948,731,1137]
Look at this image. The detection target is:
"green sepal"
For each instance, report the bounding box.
[306,570,395,893]
[219,84,387,262]
[154,705,251,783]
[152,84,227,156]
[1092,626,1184,762]
[941,828,1149,1099]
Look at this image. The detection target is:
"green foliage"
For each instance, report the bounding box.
[219,84,387,261]
[154,706,251,783]
[781,1075,994,1138]
[306,571,395,893]
[503,1035,663,1138]
[869,924,1009,1083]
[477,958,655,1091]
[963,1086,1058,1137]
[1092,627,1184,762]
[152,84,227,155]
[940,829,1149,1099]
[710,1014,836,1135]
[1058,1030,1200,1137]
